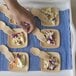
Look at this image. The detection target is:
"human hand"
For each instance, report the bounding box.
[4,0,35,33]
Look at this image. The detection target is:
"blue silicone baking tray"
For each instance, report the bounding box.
[0,9,72,71]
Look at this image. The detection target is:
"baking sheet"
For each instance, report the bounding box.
[0,9,72,71]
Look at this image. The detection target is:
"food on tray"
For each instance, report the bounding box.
[9,52,29,72]
[11,32,25,45]
[8,28,28,48]
[0,5,16,24]
[31,47,60,71]
[40,29,60,48]
[0,45,14,62]
[31,47,50,61]
[41,52,60,71]
[31,7,59,26]
[32,27,47,43]
[0,21,14,35]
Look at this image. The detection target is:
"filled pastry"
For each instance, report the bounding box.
[8,28,28,48]
[31,7,59,26]
[40,29,60,48]
[41,52,60,71]
[0,5,16,24]
[8,52,29,72]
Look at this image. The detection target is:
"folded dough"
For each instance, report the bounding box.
[41,52,61,72]
[8,52,29,72]
[40,29,60,48]
[31,7,59,26]
[8,28,28,48]
[0,4,16,24]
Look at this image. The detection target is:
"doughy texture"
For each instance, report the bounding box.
[0,21,14,35]
[8,28,28,48]
[41,52,61,71]
[9,52,29,72]
[31,7,59,26]
[11,32,25,46]
[0,5,16,24]
[40,29,60,48]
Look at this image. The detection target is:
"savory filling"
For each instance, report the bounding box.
[40,8,59,25]
[43,54,59,70]
[9,53,26,69]
[42,31,56,45]
[10,32,25,46]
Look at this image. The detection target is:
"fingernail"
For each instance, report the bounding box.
[23,22,30,26]
[21,22,30,32]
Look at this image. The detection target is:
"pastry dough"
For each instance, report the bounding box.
[0,5,16,24]
[8,52,29,72]
[0,45,14,62]
[8,28,28,48]
[40,29,60,48]
[32,27,47,43]
[0,21,14,35]
[31,7,59,26]
[41,52,60,72]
